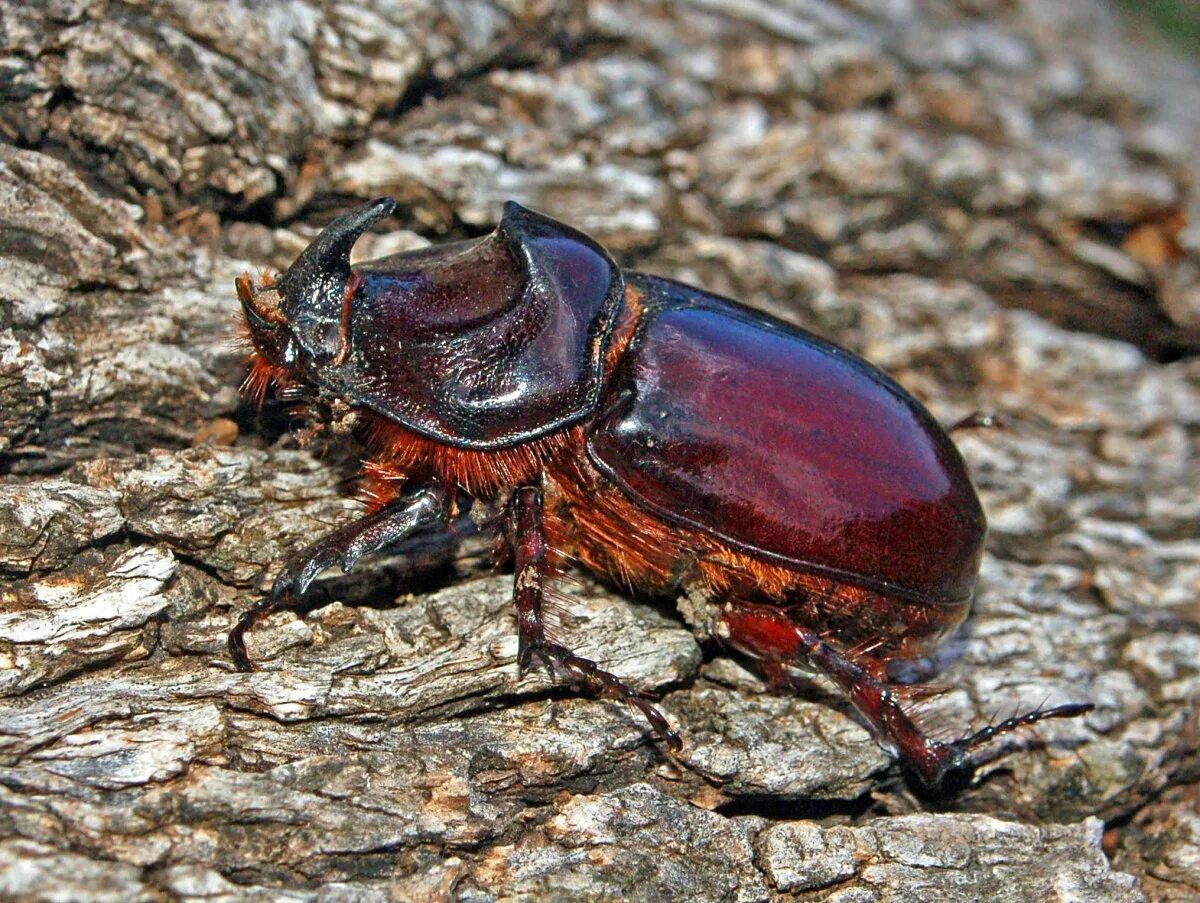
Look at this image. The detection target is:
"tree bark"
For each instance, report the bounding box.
[1,1,1198,899]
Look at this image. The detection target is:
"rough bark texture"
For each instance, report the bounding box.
[1,1,1198,900]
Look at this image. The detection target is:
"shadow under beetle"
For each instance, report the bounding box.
[232,197,1090,796]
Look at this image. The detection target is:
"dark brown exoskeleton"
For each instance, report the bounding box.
[233,198,1090,795]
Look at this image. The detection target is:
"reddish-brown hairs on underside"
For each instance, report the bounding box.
[239,348,293,408]
[358,414,579,508]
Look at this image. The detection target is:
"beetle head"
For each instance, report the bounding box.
[236,197,396,403]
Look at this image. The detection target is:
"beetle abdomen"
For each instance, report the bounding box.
[586,276,986,606]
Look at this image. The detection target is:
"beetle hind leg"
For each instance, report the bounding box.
[509,486,681,752]
[719,602,1090,795]
[229,486,449,671]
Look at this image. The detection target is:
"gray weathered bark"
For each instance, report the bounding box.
[1,1,1198,899]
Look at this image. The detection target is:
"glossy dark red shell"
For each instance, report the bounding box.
[587,276,987,605]
[336,203,623,449]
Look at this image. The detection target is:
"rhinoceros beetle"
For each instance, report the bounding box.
[232,197,1090,795]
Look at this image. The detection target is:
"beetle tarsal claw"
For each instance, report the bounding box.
[958,702,1096,755]
[915,700,1097,795]
[228,603,271,673]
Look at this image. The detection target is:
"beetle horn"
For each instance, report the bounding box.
[279,197,395,298]
[277,197,395,359]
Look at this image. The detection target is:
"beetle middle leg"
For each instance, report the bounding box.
[509,486,681,751]
[720,601,1089,795]
[229,486,449,671]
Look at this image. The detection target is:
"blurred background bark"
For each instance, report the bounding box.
[1,1,1198,899]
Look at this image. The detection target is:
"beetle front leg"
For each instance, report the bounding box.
[229,486,449,671]
[509,486,682,752]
